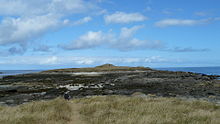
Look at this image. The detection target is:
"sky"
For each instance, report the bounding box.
[0,0,220,70]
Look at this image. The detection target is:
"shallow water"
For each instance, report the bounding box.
[156,67,220,75]
[0,70,43,78]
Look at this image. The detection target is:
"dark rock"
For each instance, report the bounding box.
[0,66,220,105]
[206,92,215,95]
[64,92,70,100]
[0,85,27,93]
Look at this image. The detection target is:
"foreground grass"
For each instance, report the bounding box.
[78,96,220,124]
[0,98,74,124]
[1,96,220,124]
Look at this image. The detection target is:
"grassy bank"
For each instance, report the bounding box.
[1,96,220,124]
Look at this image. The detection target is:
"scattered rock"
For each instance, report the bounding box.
[64,92,71,100]
[0,65,220,105]
[131,92,146,97]
[147,94,157,98]
[6,100,14,104]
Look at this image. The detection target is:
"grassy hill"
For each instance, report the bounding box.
[1,95,220,124]
[42,64,152,73]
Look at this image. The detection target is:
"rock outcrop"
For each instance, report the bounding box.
[0,65,220,106]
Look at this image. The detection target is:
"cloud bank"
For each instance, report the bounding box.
[0,0,99,54]
[165,47,210,52]
[0,56,167,66]
[155,18,210,27]
[60,25,164,51]
[0,15,62,46]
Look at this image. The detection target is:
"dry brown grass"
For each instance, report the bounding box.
[78,96,220,124]
[1,96,220,124]
[0,98,73,124]
[42,64,152,73]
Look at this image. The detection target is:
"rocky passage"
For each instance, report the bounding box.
[0,65,220,105]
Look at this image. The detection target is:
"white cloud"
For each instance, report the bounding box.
[60,25,164,51]
[33,44,51,52]
[60,31,113,50]
[0,15,61,46]
[119,25,143,39]
[104,12,147,24]
[164,47,209,52]
[0,0,99,53]
[72,16,92,25]
[111,25,164,51]
[161,8,183,15]
[144,56,166,63]
[0,0,37,16]
[0,56,167,66]
[155,19,209,27]
[0,0,96,16]
[40,56,58,65]
[48,0,96,15]
[0,56,60,65]
[73,57,95,65]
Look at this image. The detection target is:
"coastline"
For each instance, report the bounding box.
[156,66,220,76]
[0,64,220,106]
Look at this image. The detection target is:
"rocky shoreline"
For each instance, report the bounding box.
[0,64,220,106]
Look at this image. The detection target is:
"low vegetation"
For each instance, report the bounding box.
[1,96,220,124]
[0,98,73,124]
[79,96,220,124]
[42,64,152,73]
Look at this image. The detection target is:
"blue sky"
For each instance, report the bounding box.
[0,0,220,69]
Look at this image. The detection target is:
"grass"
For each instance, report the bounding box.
[1,96,220,124]
[42,64,152,73]
[78,96,220,124]
[0,98,73,124]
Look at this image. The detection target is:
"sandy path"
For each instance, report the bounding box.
[68,102,86,124]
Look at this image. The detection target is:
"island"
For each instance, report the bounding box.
[0,64,220,106]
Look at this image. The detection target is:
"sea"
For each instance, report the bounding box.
[156,67,220,75]
[0,67,220,78]
[0,70,43,78]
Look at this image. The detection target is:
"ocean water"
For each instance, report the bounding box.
[0,67,220,78]
[156,67,220,75]
[0,70,42,78]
